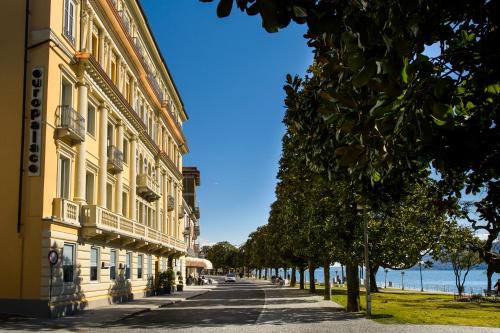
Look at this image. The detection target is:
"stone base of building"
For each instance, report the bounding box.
[0,290,149,318]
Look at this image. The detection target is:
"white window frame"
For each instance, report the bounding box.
[57,153,71,199]
[63,0,76,44]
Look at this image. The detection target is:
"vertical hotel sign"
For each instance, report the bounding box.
[28,67,43,176]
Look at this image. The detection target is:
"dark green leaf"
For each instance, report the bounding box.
[217,0,233,17]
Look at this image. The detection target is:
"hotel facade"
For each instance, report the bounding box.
[1,0,192,316]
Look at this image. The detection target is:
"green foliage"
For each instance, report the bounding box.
[432,224,482,295]
[205,241,239,271]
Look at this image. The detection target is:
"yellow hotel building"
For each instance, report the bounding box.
[1,0,191,316]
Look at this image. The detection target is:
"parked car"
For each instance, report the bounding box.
[225,273,236,282]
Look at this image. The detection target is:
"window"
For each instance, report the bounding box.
[63,243,75,283]
[125,252,132,279]
[147,255,152,278]
[90,247,99,281]
[61,78,72,107]
[107,123,114,147]
[58,155,70,199]
[137,254,143,279]
[85,171,94,204]
[106,183,113,211]
[122,192,128,218]
[123,139,129,164]
[87,104,96,136]
[110,249,117,280]
[63,0,76,43]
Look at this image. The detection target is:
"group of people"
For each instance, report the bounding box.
[186,274,212,286]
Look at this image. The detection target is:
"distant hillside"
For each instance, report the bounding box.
[409,240,498,270]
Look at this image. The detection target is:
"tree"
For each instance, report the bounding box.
[202,0,500,284]
[205,241,239,273]
[432,224,482,296]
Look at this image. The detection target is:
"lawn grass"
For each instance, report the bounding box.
[301,284,500,327]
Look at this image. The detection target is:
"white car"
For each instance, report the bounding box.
[225,273,236,282]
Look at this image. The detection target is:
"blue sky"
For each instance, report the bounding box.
[140,1,312,246]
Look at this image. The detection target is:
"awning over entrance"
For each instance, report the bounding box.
[185,257,213,269]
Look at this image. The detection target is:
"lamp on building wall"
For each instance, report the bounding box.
[101,262,109,269]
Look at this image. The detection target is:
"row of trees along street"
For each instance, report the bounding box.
[200,0,499,313]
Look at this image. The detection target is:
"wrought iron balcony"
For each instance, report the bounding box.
[107,145,123,173]
[167,195,175,211]
[194,206,200,219]
[194,223,200,237]
[55,106,85,144]
[136,173,161,202]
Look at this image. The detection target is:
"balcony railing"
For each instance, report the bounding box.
[81,205,183,252]
[52,198,80,225]
[194,224,200,237]
[178,205,185,219]
[194,207,200,219]
[147,73,164,102]
[107,145,123,173]
[167,195,175,211]
[117,10,130,34]
[136,173,161,202]
[55,106,85,144]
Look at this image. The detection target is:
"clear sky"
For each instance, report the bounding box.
[140,1,313,246]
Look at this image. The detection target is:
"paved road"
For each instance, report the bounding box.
[1,278,498,332]
[109,278,499,333]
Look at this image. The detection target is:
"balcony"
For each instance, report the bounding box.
[183,225,191,236]
[136,173,161,202]
[194,206,200,219]
[147,73,164,102]
[117,10,130,34]
[167,195,175,211]
[81,205,185,253]
[107,145,123,173]
[55,106,85,144]
[194,223,200,237]
[52,198,80,225]
[178,205,185,219]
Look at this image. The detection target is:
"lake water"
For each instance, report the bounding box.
[270,267,500,294]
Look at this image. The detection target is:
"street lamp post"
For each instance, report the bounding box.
[384,268,388,289]
[363,205,371,317]
[357,200,371,317]
[401,271,405,290]
[419,261,424,292]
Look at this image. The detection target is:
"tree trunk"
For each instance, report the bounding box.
[308,262,316,293]
[275,267,279,277]
[346,263,360,312]
[299,267,305,289]
[370,264,379,292]
[291,267,297,287]
[341,265,345,284]
[264,268,268,280]
[487,264,493,292]
[323,261,331,300]
[258,268,262,279]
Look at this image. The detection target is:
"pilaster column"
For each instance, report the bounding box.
[129,135,137,220]
[88,13,94,54]
[74,78,88,204]
[98,31,106,65]
[81,10,89,51]
[154,164,160,230]
[98,103,108,207]
[163,172,168,234]
[115,120,124,214]
[116,57,122,91]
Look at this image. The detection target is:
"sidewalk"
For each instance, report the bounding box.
[0,284,215,331]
